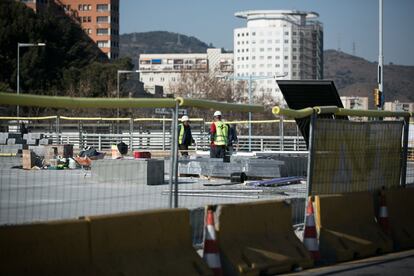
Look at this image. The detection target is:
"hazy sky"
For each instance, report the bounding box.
[120,0,414,65]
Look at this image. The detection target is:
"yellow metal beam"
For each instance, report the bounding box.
[0,92,177,109]
[272,106,314,119]
[176,97,265,113]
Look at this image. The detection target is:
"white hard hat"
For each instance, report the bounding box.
[213,111,222,117]
[181,115,189,122]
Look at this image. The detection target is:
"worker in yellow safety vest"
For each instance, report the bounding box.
[209,110,228,158]
[177,115,194,156]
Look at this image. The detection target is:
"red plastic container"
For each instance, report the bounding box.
[134,151,151,159]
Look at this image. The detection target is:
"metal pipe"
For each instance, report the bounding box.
[248,76,252,152]
[161,192,259,199]
[400,117,409,187]
[163,189,264,193]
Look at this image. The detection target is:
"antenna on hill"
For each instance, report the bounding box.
[352,41,356,56]
[337,34,341,52]
[177,34,182,46]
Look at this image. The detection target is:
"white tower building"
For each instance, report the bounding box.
[234,10,323,102]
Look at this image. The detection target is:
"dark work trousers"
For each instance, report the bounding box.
[179,144,189,156]
[210,145,226,158]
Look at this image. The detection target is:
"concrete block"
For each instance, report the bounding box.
[39,138,52,145]
[29,145,46,157]
[92,159,165,185]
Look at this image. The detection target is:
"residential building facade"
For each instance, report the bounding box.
[384,101,414,113]
[234,10,323,101]
[17,0,119,59]
[340,96,369,110]
[139,48,233,95]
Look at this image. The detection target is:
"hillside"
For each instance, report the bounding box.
[120,31,212,64]
[324,50,414,106]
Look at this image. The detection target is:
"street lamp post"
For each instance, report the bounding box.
[378,0,384,110]
[116,70,139,133]
[17,42,46,117]
[226,73,287,152]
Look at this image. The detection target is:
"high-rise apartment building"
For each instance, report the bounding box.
[234,10,323,101]
[17,0,119,59]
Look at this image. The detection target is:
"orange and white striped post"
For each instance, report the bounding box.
[303,198,321,261]
[203,209,222,276]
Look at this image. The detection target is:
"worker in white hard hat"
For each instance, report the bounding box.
[177,115,194,157]
[209,111,228,158]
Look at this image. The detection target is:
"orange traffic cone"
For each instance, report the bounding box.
[303,198,321,261]
[203,209,222,276]
[378,192,390,235]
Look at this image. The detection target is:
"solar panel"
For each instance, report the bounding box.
[276,80,347,148]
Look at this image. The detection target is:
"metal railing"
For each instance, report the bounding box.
[44,132,307,152]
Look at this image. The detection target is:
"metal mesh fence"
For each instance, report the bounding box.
[1,111,411,247]
[309,118,406,195]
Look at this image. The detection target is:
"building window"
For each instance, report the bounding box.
[97,4,109,11]
[284,56,288,60]
[284,31,289,35]
[267,48,272,51]
[259,56,264,60]
[97,28,109,35]
[267,56,272,60]
[293,32,297,35]
[252,40,256,44]
[267,40,272,43]
[83,28,92,34]
[275,39,280,43]
[259,48,264,52]
[275,48,280,51]
[275,56,280,60]
[97,40,109,48]
[97,16,109,23]
[284,40,289,43]
[293,56,297,60]
[252,32,256,36]
[260,40,264,44]
[284,64,288,68]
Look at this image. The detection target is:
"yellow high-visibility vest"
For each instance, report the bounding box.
[178,123,185,144]
[214,121,228,146]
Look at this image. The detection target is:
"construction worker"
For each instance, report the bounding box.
[227,124,238,155]
[210,111,228,158]
[178,115,194,156]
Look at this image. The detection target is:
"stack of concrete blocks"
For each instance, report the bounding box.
[177,154,307,179]
[23,133,43,146]
[0,132,27,154]
[92,159,165,185]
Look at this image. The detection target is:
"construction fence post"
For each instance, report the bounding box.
[168,108,177,208]
[400,116,410,187]
[129,118,134,151]
[55,116,60,144]
[173,101,179,208]
[280,116,284,151]
[162,115,166,151]
[304,111,317,223]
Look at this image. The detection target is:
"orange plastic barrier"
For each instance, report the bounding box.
[383,188,414,250]
[315,192,393,263]
[0,219,92,276]
[88,208,212,276]
[217,200,313,275]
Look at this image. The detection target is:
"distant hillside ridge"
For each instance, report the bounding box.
[120,31,213,67]
[324,49,414,106]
